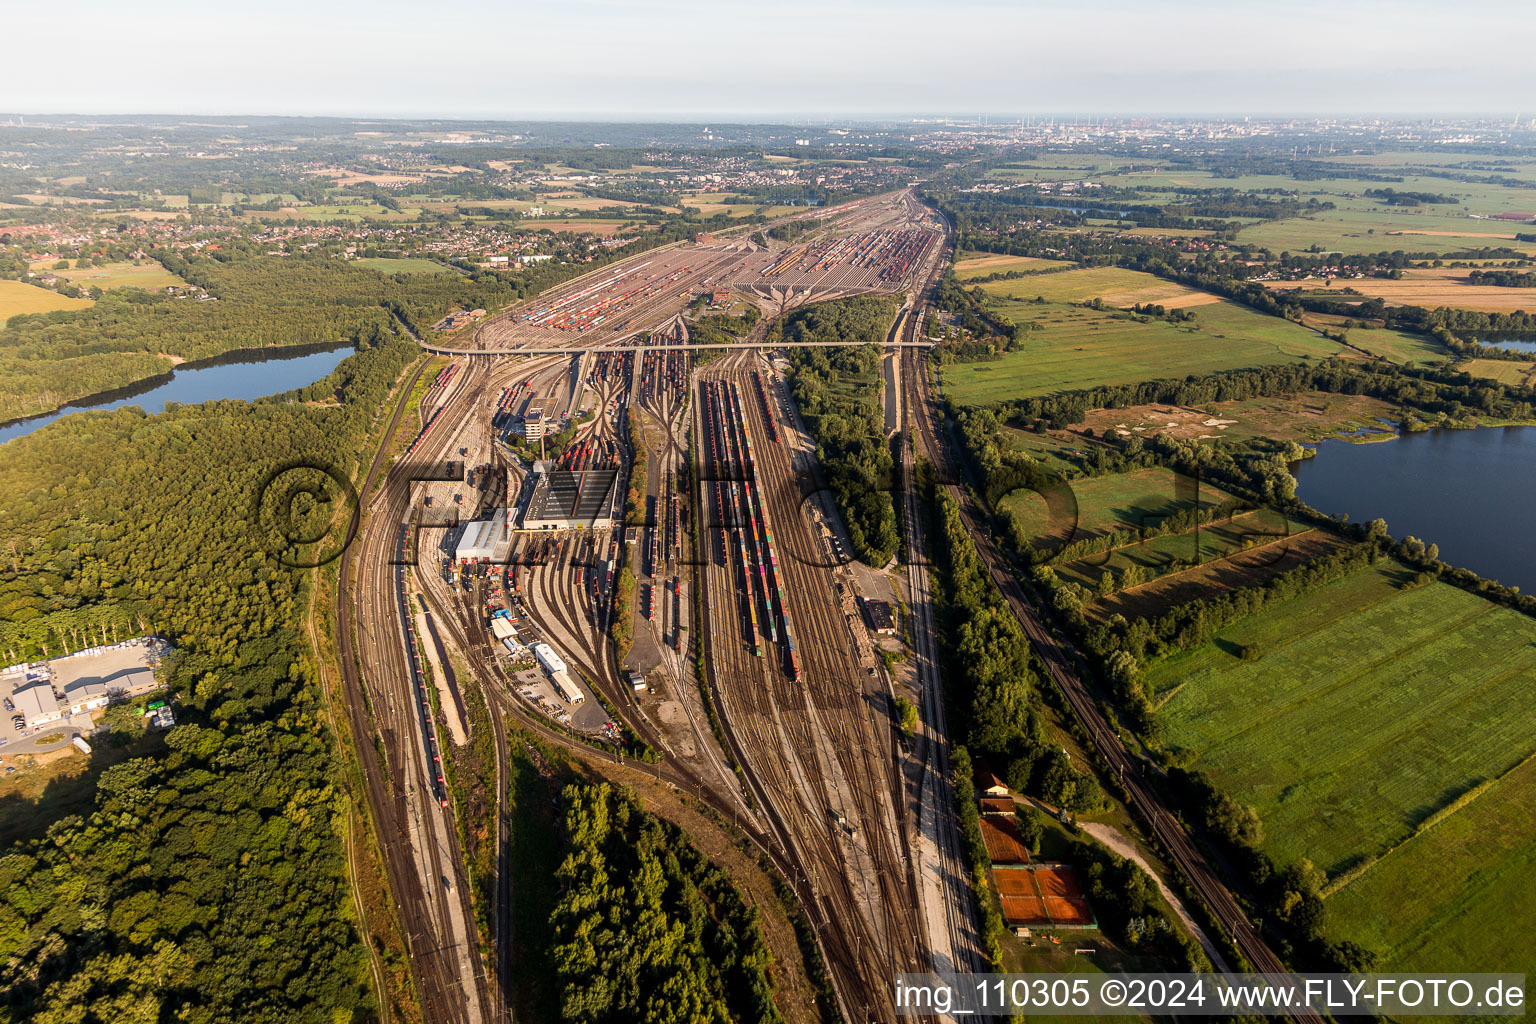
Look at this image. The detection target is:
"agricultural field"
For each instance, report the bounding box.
[1325,752,1536,976]
[939,298,1344,404]
[1001,465,1235,549]
[983,162,1536,254]
[1092,531,1347,623]
[48,260,186,292]
[244,203,421,222]
[1270,267,1536,314]
[0,280,94,321]
[1148,561,1536,881]
[953,252,1074,280]
[355,257,455,275]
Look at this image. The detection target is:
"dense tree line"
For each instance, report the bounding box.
[1365,187,1458,206]
[780,297,901,564]
[548,782,781,1024]
[0,330,425,1020]
[926,483,1102,813]
[1467,268,1536,288]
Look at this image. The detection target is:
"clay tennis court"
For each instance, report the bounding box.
[979,816,1033,864]
[992,864,1098,929]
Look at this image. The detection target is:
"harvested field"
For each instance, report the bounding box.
[0,280,94,321]
[1057,508,1314,595]
[953,253,1072,280]
[1089,530,1347,621]
[1268,267,1536,314]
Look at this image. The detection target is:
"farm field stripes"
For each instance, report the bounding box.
[1325,752,1536,977]
[1150,563,1536,876]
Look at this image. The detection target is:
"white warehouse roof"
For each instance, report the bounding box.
[531,642,567,676]
[455,509,512,562]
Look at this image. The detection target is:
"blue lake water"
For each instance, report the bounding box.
[1293,425,1536,593]
[0,344,352,445]
[1476,338,1536,354]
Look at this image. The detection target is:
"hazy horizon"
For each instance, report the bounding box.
[6,0,1532,121]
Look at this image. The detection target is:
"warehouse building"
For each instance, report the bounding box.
[63,665,157,716]
[455,509,513,563]
[12,682,61,728]
[531,642,583,704]
[519,462,617,531]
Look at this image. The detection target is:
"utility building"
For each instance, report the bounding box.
[455,509,513,563]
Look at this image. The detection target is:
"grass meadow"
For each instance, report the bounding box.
[1149,562,1536,880]
[939,295,1343,404]
[1325,752,1536,975]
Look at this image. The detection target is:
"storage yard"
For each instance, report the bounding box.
[465,190,943,351]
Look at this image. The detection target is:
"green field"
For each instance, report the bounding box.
[0,280,94,322]
[1341,326,1451,364]
[51,260,185,292]
[1326,752,1536,976]
[1150,562,1536,879]
[977,266,1213,306]
[1458,358,1536,386]
[979,163,1536,255]
[1001,466,1234,548]
[356,257,455,275]
[1054,507,1309,593]
[939,299,1344,404]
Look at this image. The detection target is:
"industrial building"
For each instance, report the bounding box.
[531,642,583,705]
[12,681,61,728]
[63,665,157,716]
[455,509,513,563]
[862,598,896,635]
[518,461,617,531]
[519,408,544,441]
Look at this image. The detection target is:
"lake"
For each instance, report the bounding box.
[1476,338,1536,355]
[0,344,353,445]
[1293,425,1536,593]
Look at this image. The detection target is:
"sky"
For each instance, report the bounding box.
[5,0,1533,120]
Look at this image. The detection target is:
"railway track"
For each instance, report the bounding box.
[899,325,1328,1021]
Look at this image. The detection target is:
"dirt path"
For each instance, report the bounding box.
[1078,821,1232,973]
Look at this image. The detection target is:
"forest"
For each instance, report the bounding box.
[548,782,781,1024]
[0,329,420,1021]
[780,297,901,565]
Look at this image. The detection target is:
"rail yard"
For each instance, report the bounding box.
[335,184,1307,1024]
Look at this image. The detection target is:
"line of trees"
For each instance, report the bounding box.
[781,297,901,565]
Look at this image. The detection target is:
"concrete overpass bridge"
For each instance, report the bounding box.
[419,339,937,357]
